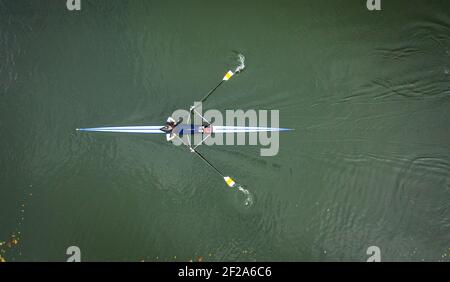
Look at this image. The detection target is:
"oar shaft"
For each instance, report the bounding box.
[200,80,224,103]
[197,70,234,105]
[192,149,225,178]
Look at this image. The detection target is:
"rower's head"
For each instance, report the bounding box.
[160,124,173,133]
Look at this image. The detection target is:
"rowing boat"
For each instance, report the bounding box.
[76,125,291,134]
[77,59,292,188]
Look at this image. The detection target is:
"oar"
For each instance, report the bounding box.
[174,134,238,188]
[191,148,238,188]
[190,70,235,112]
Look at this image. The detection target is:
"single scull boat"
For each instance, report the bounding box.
[77,65,292,188]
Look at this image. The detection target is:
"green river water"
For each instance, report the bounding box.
[0,0,449,261]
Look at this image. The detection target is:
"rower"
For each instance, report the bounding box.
[160,117,183,133]
[160,117,183,141]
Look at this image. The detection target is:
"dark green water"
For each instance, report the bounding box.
[1,0,449,261]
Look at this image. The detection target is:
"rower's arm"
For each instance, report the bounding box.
[174,117,183,127]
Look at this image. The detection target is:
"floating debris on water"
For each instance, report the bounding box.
[0,188,32,262]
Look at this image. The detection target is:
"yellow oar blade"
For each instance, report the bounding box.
[223,70,234,81]
[223,176,236,188]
